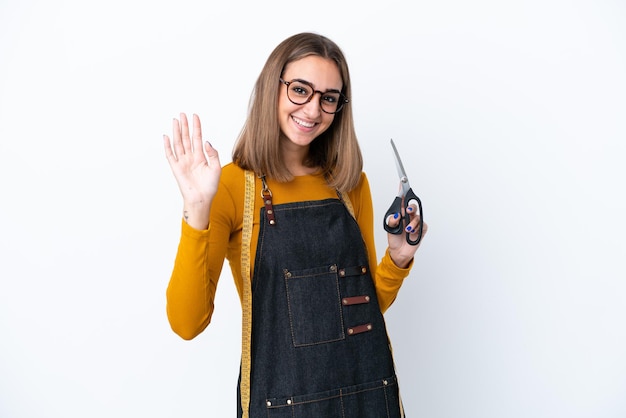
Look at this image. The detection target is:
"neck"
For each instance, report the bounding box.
[280,138,318,176]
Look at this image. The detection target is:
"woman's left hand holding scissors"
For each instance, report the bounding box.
[385,200,428,268]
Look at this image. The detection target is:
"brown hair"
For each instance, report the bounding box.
[232,32,363,193]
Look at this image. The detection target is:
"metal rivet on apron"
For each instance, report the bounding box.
[383,379,388,386]
[361,266,367,274]
[266,401,272,406]
[347,328,354,335]
[287,399,292,405]
[284,270,292,278]
[329,265,337,272]
[365,296,370,302]
[339,269,345,277]
[269,219,275,225]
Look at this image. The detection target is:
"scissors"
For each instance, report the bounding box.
[383,139,424,245]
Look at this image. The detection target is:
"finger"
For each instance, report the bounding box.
[204,141,221,167]
[171,117,185,159]
[405,222,416,234]
[421,221,428,237]
[191,114,203,155]
[405,199,419,218]
[163,134,176,162]
[180,113,192,153]
[385,212,400,227]
[405,215,426,237]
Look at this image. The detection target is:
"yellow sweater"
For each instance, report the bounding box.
[166,163,411,340]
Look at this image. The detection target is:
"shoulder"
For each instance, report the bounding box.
[351,171,371,195]
[359,171,369,188]
[219,163,246,190]
[212,163,247,206]
[210,163,248,226]
[345,171,373,217]
[221,162,245,180]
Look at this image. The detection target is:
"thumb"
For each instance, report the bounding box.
[204,141,220,165]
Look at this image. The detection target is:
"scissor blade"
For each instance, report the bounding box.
[390,139,410,196]
[390,139,408,180]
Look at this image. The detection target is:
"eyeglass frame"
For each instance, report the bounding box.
[279,78,349,114]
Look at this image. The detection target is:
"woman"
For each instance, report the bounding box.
[163,32,427,418]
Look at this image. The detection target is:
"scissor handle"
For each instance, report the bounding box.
[406,188,424,246]
[383,195,404,235]
[383,188,424,246]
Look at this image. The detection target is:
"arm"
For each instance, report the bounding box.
[165,190,232,339]
[350,173,414,313]
[163,113,224,339]
[166,222,219,340]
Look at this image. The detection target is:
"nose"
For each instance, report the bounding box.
[302,92,323,116]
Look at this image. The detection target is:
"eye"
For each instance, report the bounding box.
[321,93,340,104]
[290,83,311,97]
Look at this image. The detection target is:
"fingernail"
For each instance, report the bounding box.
[407,206,413,212]
[394,213,399,219]
[406,226,412,232]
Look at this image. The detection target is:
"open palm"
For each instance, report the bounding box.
[163,113,221,229]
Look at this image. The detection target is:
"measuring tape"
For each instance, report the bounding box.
[239,170,255,418]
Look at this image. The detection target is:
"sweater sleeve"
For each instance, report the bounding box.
[350,173,413,313]
[165,177,235,340]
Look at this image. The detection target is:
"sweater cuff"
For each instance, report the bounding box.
[381,248,413,278]
[180,218,211,241]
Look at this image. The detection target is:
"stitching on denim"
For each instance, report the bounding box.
[273,199,342,213]
[384,382,391,418]
[340,388,345,418]
[284,266,346,347]
[266,378,397,409]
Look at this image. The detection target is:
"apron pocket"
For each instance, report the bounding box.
[284,264,345,347]
[265,376,400,418]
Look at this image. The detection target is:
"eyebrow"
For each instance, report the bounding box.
[291,78,342,94]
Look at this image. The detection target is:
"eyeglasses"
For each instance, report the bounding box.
[279,78,349,114]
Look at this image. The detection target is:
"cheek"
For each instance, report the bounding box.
[321,114,336,130]
[278,92,296,114]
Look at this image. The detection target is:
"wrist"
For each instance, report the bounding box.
[390,254,412,269]
[182,201,212,230]
[388,248,413,269]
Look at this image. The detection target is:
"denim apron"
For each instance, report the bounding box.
[238,195,403,417]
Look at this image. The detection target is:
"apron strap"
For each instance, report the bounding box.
[336,189,356,219]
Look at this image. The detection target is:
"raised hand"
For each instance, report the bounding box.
[163,113,221,230]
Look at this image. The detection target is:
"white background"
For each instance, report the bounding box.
[1,1,625,417]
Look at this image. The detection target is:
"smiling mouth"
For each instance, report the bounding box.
[292,116,316,128]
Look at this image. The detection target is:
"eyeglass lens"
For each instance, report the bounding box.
[285,80,345,114]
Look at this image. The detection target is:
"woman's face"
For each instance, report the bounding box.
[278,55,343,151]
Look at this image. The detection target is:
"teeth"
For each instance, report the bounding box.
[293,116,314,128]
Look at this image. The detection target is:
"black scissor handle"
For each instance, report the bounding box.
[383,195,404,235]
[406,188,424,246]
[383,187,424,246]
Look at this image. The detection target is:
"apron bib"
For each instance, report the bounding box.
[239,197,403,417]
